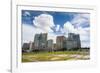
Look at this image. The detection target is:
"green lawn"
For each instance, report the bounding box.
[22,51,90,62]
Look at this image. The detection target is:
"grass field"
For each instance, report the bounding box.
[22,51,90,62]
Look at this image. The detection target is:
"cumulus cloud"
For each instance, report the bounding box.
[63,21,78,34]
[33,14,55,33]
[55,25,60,32]
[71,13,90,28]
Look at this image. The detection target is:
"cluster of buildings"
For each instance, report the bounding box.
[22,33,81,52]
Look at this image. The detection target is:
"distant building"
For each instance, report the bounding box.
[34,34,40,51]
[56,36,67,51]
[22,42,34,52]
[22,43,29,52]
[47,40,53,51]
[34,33,47,51]
[53,43,57,51]
[29,41,34,52]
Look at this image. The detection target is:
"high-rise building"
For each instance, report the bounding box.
[34,34,40,51]
[56,36,67,51]
[34,33,47,51]
[66,33,81,50]
[73,34,81,48]
[47,40,53,51]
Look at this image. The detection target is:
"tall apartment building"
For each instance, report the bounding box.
[66,33,81,50]
[34,33,47,51]
[47,40,53,51]
[56,36,67,51]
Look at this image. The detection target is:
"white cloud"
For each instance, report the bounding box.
[55,25,60,32]
[63,21,78,34]
[33,14,55,33]
[23,11,31,16]
[48,33,57,43]
[71,14,90,28]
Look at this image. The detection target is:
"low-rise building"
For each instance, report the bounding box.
[22,43,29,52]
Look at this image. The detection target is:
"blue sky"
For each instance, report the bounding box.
[22,10,90,48]
[22,10,74,26]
